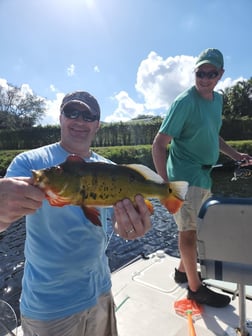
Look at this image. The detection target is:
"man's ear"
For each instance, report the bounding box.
[219,68,225,79]
[96,121,101,132]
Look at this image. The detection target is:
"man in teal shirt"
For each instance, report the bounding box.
[152,48,251,307]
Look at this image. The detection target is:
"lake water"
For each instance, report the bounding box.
[0,168,251,323]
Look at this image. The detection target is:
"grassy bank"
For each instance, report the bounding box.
[0,145,154,176]
[1,141,252,176]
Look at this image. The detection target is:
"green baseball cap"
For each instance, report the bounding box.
[195,48,224,70]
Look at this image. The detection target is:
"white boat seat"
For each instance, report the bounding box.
[197,197,252,336]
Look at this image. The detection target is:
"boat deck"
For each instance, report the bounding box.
[111,251,252,336]
[11,251,252,336]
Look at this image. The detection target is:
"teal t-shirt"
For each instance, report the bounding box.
[159,86,223,189]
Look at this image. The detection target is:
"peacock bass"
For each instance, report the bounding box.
[32,154,188,226]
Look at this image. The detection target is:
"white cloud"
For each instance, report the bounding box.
[108,51,244,122]
[105,91,145,122]
[0,78,8,89]
[39,92,64,126]
[67,64,75,77]
[135,51,196,109]
[50,84,57,92]
[216,76,245,92]
[0,79,34,98]
[20,83,33,96]
[94,65,100,73]
[107,52,196,122]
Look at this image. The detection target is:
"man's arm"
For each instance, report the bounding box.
[219,136,252,163]
[152,132,173,182]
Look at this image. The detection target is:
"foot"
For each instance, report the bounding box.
[187,283,230,308]
[174,268,202,284]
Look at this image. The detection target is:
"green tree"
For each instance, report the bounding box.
[223,78,252,119]
[0,83,46,129]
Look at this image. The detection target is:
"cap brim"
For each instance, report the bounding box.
[195,60,221,70]
[61,100,93,114]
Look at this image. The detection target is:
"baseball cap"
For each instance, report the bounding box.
[60,91,100,120]
[195,48,224,70]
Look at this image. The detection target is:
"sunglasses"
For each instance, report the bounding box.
[195,70,219,79]
[62,106,98,122]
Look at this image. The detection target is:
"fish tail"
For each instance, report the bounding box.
[161,181,188,214]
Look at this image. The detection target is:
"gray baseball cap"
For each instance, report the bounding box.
[60,91,100,120]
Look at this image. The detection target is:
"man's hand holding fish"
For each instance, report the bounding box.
[0,177,44,232]
[113,195,152,240]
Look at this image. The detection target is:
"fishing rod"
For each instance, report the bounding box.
[210,159,252,181]
[0,299,17,336]
[0,320,16,336]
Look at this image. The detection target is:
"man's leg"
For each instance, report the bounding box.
[174,186,230,307]
[178,230,201,292]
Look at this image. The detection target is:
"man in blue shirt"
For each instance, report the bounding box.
[2,91,152,336]
[152,48,251,307]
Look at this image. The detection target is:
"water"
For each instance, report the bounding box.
[0,169,251,323]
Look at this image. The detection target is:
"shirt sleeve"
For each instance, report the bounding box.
[159,98,191,138]
[5,153,33,177]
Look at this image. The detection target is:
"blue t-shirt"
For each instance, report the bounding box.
[159,86,223,189]
[6,143,114,320]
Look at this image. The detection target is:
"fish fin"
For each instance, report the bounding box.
[124,164,165,183]
[66,154,84,163]
[46,195,71,207]
[81,206,102,226]
[169,181,188,201]
[161,181,188,214]
[144,199,154,214]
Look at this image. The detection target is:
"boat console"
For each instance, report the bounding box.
[198,197,252,336]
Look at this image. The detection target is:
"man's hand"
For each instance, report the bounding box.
[113,195,152,240]
[0,177,45,232]
[238,153,252,166]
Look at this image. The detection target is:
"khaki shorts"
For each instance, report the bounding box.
[173,186,212,231]
[21,291,118,336]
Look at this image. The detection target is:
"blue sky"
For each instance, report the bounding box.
[0,0,251,125]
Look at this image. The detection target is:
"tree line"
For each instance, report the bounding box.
[0,78,251,149]
[1,117,252,150]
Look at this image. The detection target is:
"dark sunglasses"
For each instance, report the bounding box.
[195,70,219,79]
[62,106,98,122]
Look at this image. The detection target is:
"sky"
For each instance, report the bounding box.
[0,0,251,126]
